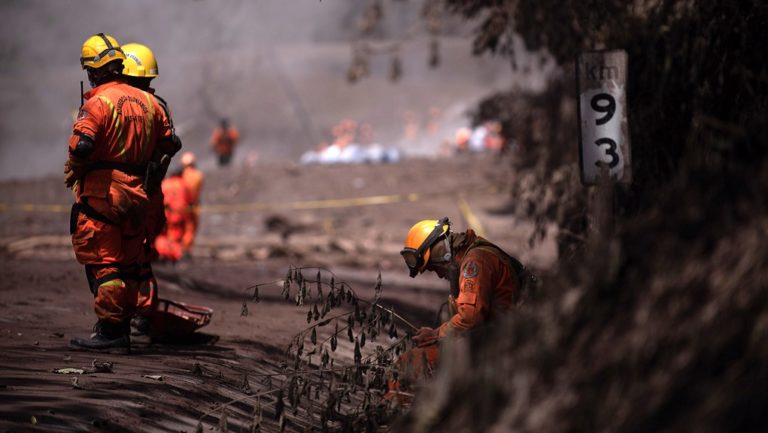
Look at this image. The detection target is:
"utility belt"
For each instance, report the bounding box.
[87,161,147,177]
[69,198,148,238]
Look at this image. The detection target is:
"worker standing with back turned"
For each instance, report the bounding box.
[65,33,174,352]
[120,41,183,335]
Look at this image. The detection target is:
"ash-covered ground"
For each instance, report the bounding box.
[0,154,554,432]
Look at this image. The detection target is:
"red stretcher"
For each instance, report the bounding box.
[149,298,213,339]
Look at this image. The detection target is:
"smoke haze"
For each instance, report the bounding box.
[0,0,548,180]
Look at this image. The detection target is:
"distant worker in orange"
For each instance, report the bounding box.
[66,33,174,352]
[484,120,506,153]
[180,151,203,251]
[454,127,471,153]
[426,106,442,136]
[394,217,533,387]
[403,110,419,141]
[121,41,183,335]
[210,118,239,167]
[154,169,193,262]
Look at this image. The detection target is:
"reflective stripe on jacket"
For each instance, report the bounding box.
[70,81,171,165]
[69,81,173,201]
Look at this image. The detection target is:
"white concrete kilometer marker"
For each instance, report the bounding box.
[577,50,632,185]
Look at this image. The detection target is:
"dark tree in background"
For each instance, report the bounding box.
[398,2,768,433]
[450,0,767,202]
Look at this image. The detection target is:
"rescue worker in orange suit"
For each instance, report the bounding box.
[154,169,193,262]
[210,118,239,167]
[180,151,203,252]
[121,42,183,335]
[394,217,530,388]
[66,34,174,352]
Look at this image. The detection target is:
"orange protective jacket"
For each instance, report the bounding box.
[162,175,192,226]
[210,127,239,156]
[69,81,173,266]
[181,166,203,250]
[437,230,518,338]
[70,81,174,188]
[181,166,204,205]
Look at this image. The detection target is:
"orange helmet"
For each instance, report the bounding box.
[180,151,196,167]
[400,217,451,277]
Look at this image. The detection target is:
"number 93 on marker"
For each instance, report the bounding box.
[577,50,632,184]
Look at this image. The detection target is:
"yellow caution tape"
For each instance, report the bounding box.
[0,188,496,215]
[0,193,423,214]
[456,196,487,238]
[201,193,421,213]
[0,203,71,213]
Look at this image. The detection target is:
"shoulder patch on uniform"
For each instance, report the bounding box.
[463,278,476,293]
[462,260,479,278]
[77,109,88,121]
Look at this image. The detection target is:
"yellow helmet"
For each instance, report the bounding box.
[80,33,125,69]
[122,43,159,78]
[400,217,451,277]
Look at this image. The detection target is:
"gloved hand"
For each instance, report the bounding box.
[412,327,439,347]
[64,157,89,190]
[64,160,78,189]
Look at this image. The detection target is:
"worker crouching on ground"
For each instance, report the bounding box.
[393,217,532,390]
[121,42,183,335]
[66,33,174,352]
[210,118,239,167]
[180,152,203,251]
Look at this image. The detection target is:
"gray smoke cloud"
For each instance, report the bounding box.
[0,0,525,180]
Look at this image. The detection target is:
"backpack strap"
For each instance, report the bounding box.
[466,238,537,304]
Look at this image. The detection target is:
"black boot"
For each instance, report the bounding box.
[69,320,130,354]
[131,315,151,336]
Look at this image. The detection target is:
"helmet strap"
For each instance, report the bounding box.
[416,217,450,261]
[97,33,114,50]
[442,231,452,262]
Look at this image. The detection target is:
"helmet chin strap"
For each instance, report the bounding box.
[441,233,452,262]
[438,217,452,263]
